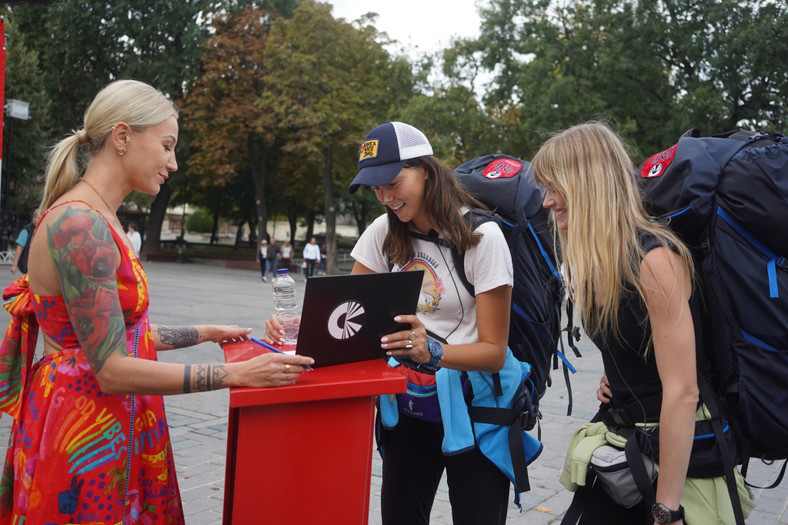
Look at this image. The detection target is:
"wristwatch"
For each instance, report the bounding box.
[651,503,684,524]
[426,339,443,367]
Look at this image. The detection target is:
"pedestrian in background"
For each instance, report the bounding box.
[319,243,327,275]
[265,237,281,281]
[280,240,293,271]
[258,238,268,281]
[9,213,37,274]
[127,221,142,257]
[303,236,320,278]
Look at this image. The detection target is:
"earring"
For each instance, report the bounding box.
[117,146,126,156]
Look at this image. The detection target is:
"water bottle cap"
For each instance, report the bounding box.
[276,268,289,275]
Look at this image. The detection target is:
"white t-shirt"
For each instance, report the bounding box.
[127,230,142,256]
[351,213,513,345]
[303,243,321,261]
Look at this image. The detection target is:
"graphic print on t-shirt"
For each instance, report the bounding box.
[402,256,445,314]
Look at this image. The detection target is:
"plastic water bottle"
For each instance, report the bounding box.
[272,268,300,346]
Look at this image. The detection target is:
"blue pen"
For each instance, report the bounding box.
[250,337,313,370]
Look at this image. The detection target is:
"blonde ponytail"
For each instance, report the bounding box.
[38,132,85,216]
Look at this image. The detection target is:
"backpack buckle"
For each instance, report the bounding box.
[603,408,634,428]
[517,407,541,431]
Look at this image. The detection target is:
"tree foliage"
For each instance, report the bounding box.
[635,0,788,133]
[9,0,213,255]
[5,0,786,259]
[453,0,788,159]
[12,0,209,126]
[259,0,413,272]
[1,12,54,218]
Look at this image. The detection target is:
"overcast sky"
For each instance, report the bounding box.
[323,0,485,58]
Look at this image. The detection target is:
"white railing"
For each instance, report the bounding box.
[0,251,14,265]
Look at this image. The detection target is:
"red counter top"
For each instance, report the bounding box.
[222,340,406,408]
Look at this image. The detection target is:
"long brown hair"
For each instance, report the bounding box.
[384,156,486,266]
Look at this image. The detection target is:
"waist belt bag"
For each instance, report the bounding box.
[590,444,657,508]
[637,419,738,478]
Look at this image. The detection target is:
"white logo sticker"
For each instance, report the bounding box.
[647,163,664,178]
[327,301,366,340]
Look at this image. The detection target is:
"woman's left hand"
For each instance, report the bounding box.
[380,314,430,364]
[207,325,252,344]
[597,373,612,403]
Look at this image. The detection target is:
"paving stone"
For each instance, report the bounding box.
[0,262,785,524]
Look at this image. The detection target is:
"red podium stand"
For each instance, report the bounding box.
[222,341,405,525]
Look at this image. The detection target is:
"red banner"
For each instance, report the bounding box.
[0,17,6,163]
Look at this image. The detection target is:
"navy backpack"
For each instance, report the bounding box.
[452,154,579,416]
[638,129,788,492]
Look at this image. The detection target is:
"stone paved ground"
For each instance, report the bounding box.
[0,261,785,524]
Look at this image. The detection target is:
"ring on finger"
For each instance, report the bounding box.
[285,364,290,373]
[405,343,413,350]
[408,331,416,341]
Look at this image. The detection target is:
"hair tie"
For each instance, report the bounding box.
[75,129,89,145]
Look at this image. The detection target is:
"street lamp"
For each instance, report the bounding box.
[1,98,30,252]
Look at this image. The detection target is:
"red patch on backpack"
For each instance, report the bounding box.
[641,144,677,178]
[482,158,522,179]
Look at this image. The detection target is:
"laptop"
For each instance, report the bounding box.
[295,271,424,368]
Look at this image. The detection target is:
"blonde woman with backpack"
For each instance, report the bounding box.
[532,121,754,524]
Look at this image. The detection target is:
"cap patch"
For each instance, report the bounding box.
[482,158,522,179]
[359,139,379,162]
[641,144,677,178]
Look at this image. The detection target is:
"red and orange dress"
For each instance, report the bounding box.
[0,203,183,524]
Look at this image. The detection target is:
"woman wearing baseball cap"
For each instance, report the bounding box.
[349,122,515,524]
[267,121,520,522]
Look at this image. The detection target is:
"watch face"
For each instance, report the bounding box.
[651,503,678,523]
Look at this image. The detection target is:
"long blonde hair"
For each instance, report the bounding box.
[38,80,178,215]
[531,121,694,340]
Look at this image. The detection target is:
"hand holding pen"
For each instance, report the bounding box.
[251,337,313,370]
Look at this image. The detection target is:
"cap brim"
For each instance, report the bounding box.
[347,160,406,194]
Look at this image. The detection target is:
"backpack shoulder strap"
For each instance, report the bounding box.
[408,209,497,297]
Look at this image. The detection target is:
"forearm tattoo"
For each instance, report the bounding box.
[156,326,199,348]
[183,364,229,393]
[48,206,127,374]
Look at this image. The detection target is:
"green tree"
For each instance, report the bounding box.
[635,0,788,133]
[456,0,675,158]
[1,12,54,225]
[186,207,213,233]
[182,4,277,245]
[11,0,212,256]
[399,85,500,168]
[260,0,412,274]
[458,0,787,158]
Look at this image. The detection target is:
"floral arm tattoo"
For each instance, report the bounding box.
[183,364,229,392]
[48,206,127,374]
[154,326,199,349]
